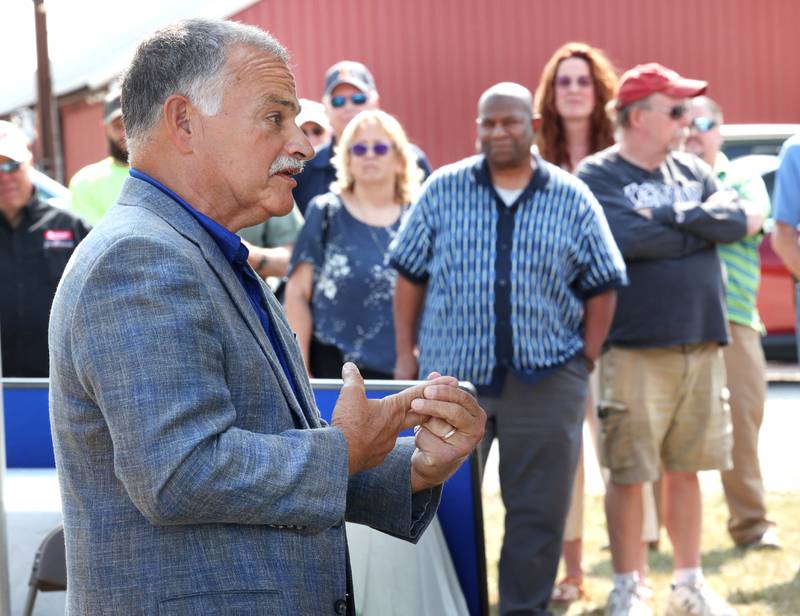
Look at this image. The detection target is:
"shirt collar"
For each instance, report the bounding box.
[129,168,248,266]
[471,152,551,195]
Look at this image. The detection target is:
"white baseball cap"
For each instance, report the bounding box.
[0,120,33,163]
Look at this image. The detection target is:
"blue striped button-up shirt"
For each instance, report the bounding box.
[390,154,626,393]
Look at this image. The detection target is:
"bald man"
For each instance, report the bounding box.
[391,82,626,615]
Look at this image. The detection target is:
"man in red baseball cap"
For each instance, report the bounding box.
[615,62,707,109]
[577,64,746,616]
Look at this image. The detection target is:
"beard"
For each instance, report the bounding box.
[108,138,129,164]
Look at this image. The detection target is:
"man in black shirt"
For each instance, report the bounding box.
[577,65,746,616]
[291,61,431,215]
[0,120,90,377]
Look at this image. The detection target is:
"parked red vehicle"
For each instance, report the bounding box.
[721,124,800,362]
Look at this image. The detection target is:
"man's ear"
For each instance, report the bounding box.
[163,95,196,154]
[629,104,650,130]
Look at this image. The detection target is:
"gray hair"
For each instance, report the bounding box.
[122,18,289,155]
[690,95,724,124]
[613,98,650,129]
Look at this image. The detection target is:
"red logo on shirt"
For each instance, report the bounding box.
[44,229,74,241]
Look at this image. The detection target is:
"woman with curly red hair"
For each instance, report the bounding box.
[534,42,617,171]
[534,42,618,604]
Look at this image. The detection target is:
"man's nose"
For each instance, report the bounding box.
[491,124,508,137]
[290,126,315,162]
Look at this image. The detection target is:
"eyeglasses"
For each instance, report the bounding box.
[302,125,325,138]
[644,103,687,120]
[555,75,592,89]
[350,141,392,157]
[690,116,717,133]
[330,92,368,108]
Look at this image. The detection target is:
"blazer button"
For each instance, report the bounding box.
[334,598,348,614]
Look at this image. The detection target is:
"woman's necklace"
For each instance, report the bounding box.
[348,193,401,256]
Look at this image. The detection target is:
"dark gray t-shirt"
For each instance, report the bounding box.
[577,147,748,347]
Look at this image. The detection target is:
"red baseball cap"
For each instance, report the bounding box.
[615,62,707,109]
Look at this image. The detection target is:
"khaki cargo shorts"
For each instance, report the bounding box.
[597,343,733,485]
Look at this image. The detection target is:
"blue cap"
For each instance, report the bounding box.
[323,61,376,97]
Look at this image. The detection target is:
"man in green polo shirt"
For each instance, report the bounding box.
[685,96,780,551]
[68,84,129,225]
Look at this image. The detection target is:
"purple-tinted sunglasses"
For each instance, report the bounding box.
[555,75,592,88]
[350,141,392,157]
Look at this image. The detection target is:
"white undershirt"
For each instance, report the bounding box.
[494,186,524,207]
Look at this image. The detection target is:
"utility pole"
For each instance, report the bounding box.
[33,0,60,182]
[0,352,9,616]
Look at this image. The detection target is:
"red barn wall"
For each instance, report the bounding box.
[231,0,800,168]
[59,98,105,183]
[57,0,800,174]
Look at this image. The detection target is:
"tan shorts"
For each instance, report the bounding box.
[597,343,733,484]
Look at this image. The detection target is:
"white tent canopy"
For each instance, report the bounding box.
[1,0,257,115]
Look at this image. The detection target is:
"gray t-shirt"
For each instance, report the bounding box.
[577,146,748,348]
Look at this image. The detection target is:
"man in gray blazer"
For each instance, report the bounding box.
[48,18,485,615]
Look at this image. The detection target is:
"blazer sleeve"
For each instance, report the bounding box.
[68,234,351,532]
[345,437,442,543]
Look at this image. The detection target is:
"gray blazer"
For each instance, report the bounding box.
[49,177,440,615]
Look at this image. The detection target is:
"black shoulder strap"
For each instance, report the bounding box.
[319,195,334,253]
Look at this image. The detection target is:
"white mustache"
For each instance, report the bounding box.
[269,156,305,177]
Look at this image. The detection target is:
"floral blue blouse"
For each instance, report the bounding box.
[288,192,407,374]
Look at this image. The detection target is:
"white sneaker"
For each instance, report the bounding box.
[665,582,738,616]
[606,582,653,616]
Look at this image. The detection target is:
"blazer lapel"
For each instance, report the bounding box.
[202,251,312,430]
[259,279,323,428]
[124,178,311,429]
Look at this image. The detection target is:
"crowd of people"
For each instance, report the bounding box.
[1,18,798,616]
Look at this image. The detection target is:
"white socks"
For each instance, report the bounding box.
[613,571,640,590]
[673,567,704,587]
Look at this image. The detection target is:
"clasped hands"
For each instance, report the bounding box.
[331,363,486,493]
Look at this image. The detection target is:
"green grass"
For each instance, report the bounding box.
[482,489,800,615]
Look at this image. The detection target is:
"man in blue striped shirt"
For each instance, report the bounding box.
[391,82,626,616]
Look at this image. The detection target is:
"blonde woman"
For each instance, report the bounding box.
[285,109,423,378]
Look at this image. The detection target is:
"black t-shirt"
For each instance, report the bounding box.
[577,147,748,348]
[0,196,91,376]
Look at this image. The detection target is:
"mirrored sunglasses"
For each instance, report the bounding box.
[350,142,392,157]
[0,160,22,174]
[555,75,592,88]
[330,92,368,108]
[690,116,717,133]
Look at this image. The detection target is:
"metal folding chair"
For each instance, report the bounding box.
[22,524,66,616]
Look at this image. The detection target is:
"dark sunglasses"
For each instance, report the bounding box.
[302,125,325,137]
[644,103,687,120]
[330,92,368,108]
[555,75,592,88]
[0,160,22,174]
[350,141,392,157]
[690,116,717,133]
